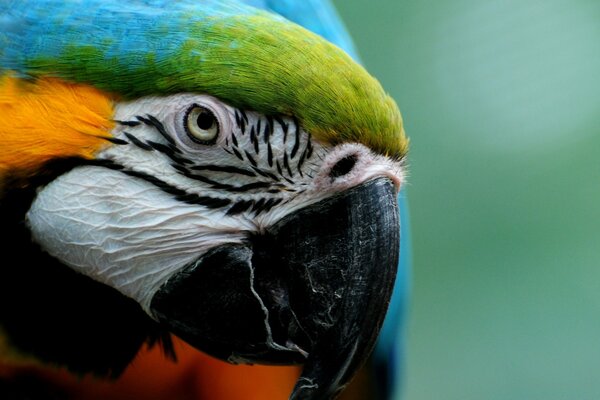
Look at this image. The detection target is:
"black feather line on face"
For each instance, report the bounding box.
[274,116,288,142]
[173,164,274,194]
[290,117,301,159]
[234,110,242,131]
[283,151,293,177]
[250,126,259,155]
[146,141,192,165]
[190,164,257,177]
[296,133,313,178]
[91,159,232,208]
[120,111,302,209]
[239,110,248,134]
[256,118,262,139]
[244,150,257,167]
[251,166,280,182]
[0,158,174,377]
[136,115,177,147]
[267,141,274,167]
[101,136,129,145]
[115,119,141,127]
[231,147,244,161]
[264,116,273,144]
[123,132,154,151]
[226,199,254,216]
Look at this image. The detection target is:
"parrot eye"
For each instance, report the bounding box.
[184,104,220,144]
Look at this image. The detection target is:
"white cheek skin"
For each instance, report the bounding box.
[27,167,249,315]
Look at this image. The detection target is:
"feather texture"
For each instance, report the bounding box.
[0,0,407,158]
[0,75,114,184]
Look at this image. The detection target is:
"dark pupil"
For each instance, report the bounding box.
[196,110,215,130]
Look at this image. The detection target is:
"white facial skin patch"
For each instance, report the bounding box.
[27,166,250,313]
[27,94,404,317]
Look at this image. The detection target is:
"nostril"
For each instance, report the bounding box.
[329,154,357,179]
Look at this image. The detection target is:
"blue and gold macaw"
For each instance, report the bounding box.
[0,1,410,399]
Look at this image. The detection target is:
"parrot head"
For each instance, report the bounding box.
[0,1,408,399]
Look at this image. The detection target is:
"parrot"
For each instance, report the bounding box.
[0,1,409,399]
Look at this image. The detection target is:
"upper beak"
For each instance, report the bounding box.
[150,177,400,399]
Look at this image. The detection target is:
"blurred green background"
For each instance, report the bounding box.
[332,1,600,399]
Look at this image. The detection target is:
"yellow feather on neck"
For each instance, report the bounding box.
[0,74,115,185]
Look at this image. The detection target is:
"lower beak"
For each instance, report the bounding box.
[150,177,400,399]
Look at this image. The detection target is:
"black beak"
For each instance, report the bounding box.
[150,177,400,399]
